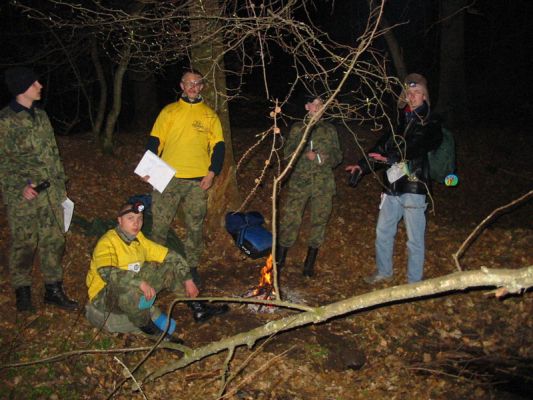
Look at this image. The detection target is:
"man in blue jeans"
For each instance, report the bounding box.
[346,73,442,284]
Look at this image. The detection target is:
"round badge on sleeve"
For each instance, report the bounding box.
[444,174,459,187]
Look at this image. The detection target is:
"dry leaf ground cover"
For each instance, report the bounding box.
[0,108,532,399]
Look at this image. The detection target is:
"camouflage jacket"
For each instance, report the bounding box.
[0,101,67,206]
[284,120,342,181]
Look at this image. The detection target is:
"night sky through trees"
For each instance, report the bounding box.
[0,0,531,128]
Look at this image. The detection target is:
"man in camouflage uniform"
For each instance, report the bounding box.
[278,97,342,277]
[86,202,199,340]
[0,66,78,312]
[144,69,228,321]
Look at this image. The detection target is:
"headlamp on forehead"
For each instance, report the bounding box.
[407,81,418,87]
[118,201,145,217]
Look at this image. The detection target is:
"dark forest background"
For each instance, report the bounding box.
[1,0,532,132]
[1,2,532,399]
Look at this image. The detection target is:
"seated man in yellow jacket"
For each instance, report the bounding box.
[86,201,198,341]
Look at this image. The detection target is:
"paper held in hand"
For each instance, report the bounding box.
[134,150,176,193]
[62,197,74,232]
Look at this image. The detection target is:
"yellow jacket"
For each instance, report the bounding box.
[86,229,168,301]
[150,98,224,178]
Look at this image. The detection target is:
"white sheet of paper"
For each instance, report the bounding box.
[134,150,176,193]
[62,197,74,233]
[386,162,406,183]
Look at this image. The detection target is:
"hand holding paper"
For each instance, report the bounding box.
[134,151,176,193]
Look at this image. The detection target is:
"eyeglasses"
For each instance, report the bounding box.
[182,80,203,88]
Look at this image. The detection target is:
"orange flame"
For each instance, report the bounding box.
[247,254,277,308]
[257,254,273,287]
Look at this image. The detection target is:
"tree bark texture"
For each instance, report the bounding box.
[189,0,241,236]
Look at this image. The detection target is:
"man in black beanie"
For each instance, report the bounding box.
[0,66,78,312]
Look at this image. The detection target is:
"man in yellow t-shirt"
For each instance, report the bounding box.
[146,69,225,287]
[86,202,199,340]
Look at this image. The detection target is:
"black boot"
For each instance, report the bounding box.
[139,320,184,344]
[15,286,34,312]
[188,301,229,323]
[44,282,79,310]
[276,245,289,271]
[303,247,319,277]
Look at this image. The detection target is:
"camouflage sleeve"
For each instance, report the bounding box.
[0,113,27,193]
[324,124,342,168]
[283,122,304,160]
[98,266,143,289]
[0,108,67,201]
[164,250,193,282]
[39,112,67,200]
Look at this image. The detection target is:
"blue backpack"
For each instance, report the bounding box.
[225,211,272,259]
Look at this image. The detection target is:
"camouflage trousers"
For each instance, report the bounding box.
[90,260,186,328]
[279,176,334,248]
[6,192,65,288]
[151,178,207,270]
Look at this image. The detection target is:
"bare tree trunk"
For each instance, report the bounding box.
[189,0,241,235]
[90,36,107,137]
[435,0,468,127]
[381,15,407,80]
[365,1,406,80]
[102,45,131,154]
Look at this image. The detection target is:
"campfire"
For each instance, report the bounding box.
[243,254,277,313]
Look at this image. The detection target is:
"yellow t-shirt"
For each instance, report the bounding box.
[150,98,224,178]
[86,230,168,301]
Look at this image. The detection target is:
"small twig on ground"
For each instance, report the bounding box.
[0,346,167,370]
[218,347,293,400]
[217,334,281,398]
[113,356,148,400]
[217,346,235,398]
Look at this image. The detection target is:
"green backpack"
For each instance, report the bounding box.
[428,127,456,183]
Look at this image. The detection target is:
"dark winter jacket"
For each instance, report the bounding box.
[358,102,442,195]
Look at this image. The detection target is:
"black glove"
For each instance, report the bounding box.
[348,169,363,188]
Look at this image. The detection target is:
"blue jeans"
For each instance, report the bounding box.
[375,193,427,283]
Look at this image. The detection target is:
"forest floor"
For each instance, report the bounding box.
[0,106,532,400]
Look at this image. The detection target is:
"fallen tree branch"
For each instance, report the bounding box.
[145,265,533,381]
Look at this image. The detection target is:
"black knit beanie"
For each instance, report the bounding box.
[4,67,39,96]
